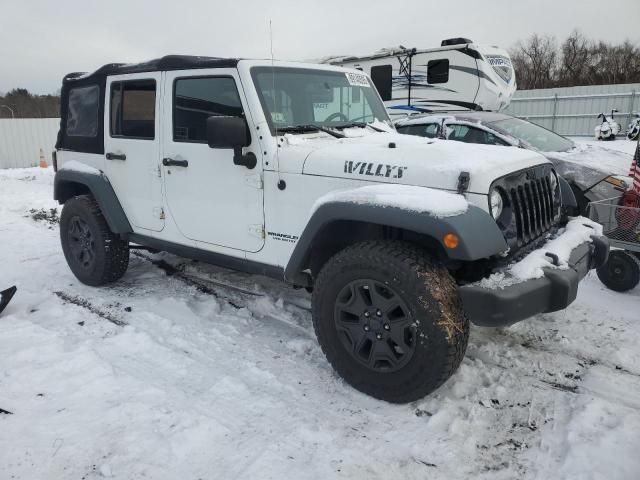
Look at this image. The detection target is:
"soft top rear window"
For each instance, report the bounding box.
[66,85,99,137]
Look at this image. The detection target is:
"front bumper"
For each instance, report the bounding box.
[460,234,609,327]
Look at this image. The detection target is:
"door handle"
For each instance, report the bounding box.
[106,152,126,161]
[162,158,189,167]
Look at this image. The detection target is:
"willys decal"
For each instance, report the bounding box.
[344,161,408,179]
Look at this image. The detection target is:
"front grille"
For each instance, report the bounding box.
[509,176,556,244]
[492,165,561,253]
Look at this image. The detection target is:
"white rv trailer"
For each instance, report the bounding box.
[322,38,516,118]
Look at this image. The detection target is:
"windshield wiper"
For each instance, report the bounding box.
[276,124,345,139]
[333,122,388,133]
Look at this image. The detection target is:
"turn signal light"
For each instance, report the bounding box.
[443,233,460,249]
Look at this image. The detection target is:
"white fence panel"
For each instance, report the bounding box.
[0,118,60,169]
[504,83,640,136]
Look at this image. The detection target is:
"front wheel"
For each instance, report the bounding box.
[312,241,469,403]
[596,250,640,292]
[60,195,129,286]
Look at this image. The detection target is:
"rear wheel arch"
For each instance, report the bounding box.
[54,179,91,204]
[54,170,132,234]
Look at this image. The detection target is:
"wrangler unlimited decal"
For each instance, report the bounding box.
[344,161,408,179]
[268,232,299,244]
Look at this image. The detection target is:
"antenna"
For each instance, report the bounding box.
[270,19,281,181]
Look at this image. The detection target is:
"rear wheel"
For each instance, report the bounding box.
[596,250,640,292]
[312,241,469,403]
[60,195,129,286]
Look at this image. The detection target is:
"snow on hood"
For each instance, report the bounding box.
[291,126,550,194]
[477,217,603,289]
[547,143,632,178]
[312,184,468,217]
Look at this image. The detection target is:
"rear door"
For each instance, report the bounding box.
[161,69,265,252]
[104,74,164,232]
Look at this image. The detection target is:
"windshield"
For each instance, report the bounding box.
[489,117,574,152]
[251,67,390,133]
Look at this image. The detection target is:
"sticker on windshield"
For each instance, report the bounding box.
[345,72,370,87]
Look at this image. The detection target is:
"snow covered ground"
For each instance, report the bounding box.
[1,164,639,480]
[569,137,637,157]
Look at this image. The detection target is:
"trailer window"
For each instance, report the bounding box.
[110,80,156,139]
[173,76,243,143]
[370,65,393,101]
[427,59,449,84]
[66,85,99,137]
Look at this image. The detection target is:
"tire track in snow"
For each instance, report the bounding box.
[131,251,314,336]
[53,291,127,327]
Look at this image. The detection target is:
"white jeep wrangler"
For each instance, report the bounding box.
[53,56,609,403]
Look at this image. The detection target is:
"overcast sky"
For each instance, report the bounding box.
[2,0,639,94]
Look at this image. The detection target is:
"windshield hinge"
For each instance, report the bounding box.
[457,171,470,194]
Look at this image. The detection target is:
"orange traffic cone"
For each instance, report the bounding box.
[39,148,48,168]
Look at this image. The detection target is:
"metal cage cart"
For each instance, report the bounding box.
[588,197,640,291]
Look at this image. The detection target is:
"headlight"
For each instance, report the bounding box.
[489,188,504,220]
[549,171,558,192]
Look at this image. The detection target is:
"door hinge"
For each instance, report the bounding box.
[153,207,165,220]
[245,173,263,189]
[248,224,265,239]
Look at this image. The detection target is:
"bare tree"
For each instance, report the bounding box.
[510,34,558,89]
[0,89,60,118]
[558,30,590,86]
[511,31,640,89]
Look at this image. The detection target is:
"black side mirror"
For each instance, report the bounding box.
[206,116,256,169]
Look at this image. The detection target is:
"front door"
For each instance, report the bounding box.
[162,69,265,252]
[104,73,164,232]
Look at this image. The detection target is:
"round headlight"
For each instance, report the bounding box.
[549,171,558,192]
[490,188,504,220]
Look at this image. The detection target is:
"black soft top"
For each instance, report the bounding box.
[57,56,239,154]
[63,55,240,83]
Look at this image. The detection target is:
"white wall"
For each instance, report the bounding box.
[0,118,60,169]
[504,83,640,136]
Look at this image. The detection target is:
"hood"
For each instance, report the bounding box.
[545,143,633,201]
[290,127,549,194]
[546,143,632,184]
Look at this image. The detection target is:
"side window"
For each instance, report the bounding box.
[370,65,392,101]
[397,123,439,138]
[486,132,509,146]
[174,76,243,143]
[427,59,449,84]
[110,80,156,139]
[448,124,489,144]
[67,85,99,137]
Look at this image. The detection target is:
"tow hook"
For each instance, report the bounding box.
[545,252,560,266]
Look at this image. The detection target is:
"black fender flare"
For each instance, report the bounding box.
[284,201,507,284]
[54,169,132,234]
[559,176,578,210]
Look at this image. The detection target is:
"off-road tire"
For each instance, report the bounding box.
[596,250,640,292]
[60,195,129,286]
[312,240,469,403]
